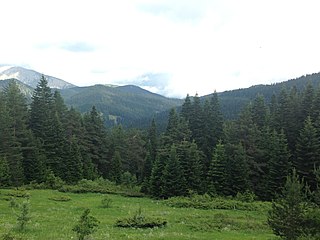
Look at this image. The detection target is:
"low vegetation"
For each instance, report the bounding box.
[0,189,276,240]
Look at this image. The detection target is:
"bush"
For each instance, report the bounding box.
[164,194,270,212]
[16,201,31,231]
[48,195,71,202]
[115,207,167,229]
[45,172,65,189]
[101,195,112,208]
[72,209,99,240]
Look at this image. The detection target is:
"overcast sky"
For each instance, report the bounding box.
[1,0,320,98]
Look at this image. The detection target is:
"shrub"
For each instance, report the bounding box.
[115,207,167,229]
[72,209,99,240]
[48,195,71,202]
[16,201,31,231]
[101,195,112,208]
[45,172,65,189]
[164,194,270,212]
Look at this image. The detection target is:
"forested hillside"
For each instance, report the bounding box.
[213,72,320,119]
[1,75,320,203]
[60,84,183,127]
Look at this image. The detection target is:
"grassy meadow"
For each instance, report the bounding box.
[0,189,278,240]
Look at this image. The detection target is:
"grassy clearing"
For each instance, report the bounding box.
[0,189,278,240]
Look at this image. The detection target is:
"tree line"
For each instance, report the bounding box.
[1,76,320,202]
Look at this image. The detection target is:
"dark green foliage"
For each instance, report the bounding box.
[268,169,306,240]
[72,208,99,240]
[267,130,291,199]
[110,151,122,184]
[149,150,168,198]
[207,141,227,195]
[225,143,250,196]
[164,194,271,212]
[101,195,112,208]
[0,157,10,187]
[177,141,203,193]
[295,117,320,190]
[162,145,187,198]
[115,207,167,229]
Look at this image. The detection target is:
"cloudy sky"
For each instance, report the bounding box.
[1,0,320,98]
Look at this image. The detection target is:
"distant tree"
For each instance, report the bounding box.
[110,150,122,184]
[66,136,83,184]
[0,157,10,186]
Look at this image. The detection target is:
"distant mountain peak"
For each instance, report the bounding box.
[0,65,76,89]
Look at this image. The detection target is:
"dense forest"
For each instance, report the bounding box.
[0,76,320,203]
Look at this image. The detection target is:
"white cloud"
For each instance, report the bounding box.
[1,0,320,98]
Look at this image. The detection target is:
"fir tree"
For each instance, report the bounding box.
[295,116,320,190]
[267,129,291,199]
[162,145,187,198]
[110,150,122,184]
[0,157,10,186]
[207,141,227,195]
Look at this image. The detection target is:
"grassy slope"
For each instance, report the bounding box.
[0,189,277,240]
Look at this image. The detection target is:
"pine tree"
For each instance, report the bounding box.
[0,157,10,186]
[66,136,83,184]
[225,143,249,196]
[295,116,320,190]
[110,150,122,184]
[149,150,168,198]
[252,94,268,129]
[177,140,202,193]
[268,169,306,240]
[267,129,291,199]
[83,106,109,178]
[207,141,227,195]
[162,145,187,198]
[180,94,192,122]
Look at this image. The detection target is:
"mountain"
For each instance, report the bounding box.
[60,84,183,127]
[205,72,320,119]
[0,78,34,99]
[0,66,76,89]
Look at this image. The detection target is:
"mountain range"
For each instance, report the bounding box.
[1,65,320,128]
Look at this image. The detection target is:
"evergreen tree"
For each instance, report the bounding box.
[177,140,202,193]
[66,136,83,184]
[252,94,268,129]
[207,141,227,195]
[268,169,306,240]
[149,149,168,198]
[83,106,109,178]
[295,116,320,190]
[110,150,122,184]
[267,129,291,199]
[180,94,192,122]
[0,157,10,186]
[162,145,187,198]
[225,143,249,196]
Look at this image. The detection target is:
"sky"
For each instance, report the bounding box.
[1,0,320,98]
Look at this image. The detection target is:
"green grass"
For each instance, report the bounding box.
[0,189,278,240]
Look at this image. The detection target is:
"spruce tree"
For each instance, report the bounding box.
[295,116,320,190]
[162,145,187,198]
[207,141,227,195]
[267,129,291,199]
[66,136,83,184]
[110,150,122,184]
[177,140,202,193]
[225,143,249,196]
[149,150,168,198]
[0,157,10,186]
[268,169,306,240]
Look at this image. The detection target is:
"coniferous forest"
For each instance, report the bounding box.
[1,76,320,201]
